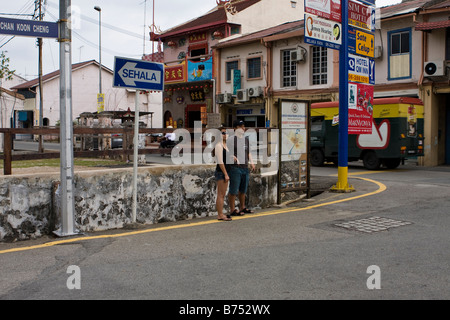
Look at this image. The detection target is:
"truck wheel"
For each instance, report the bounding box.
[311,149,325,167]
[363,151,381,170]
[383,158,401,169]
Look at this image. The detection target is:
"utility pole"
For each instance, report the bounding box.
[54,0,77,237]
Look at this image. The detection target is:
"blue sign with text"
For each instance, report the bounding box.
[113,57,164,91]
[0,17,58,38]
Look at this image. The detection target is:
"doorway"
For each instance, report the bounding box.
[185,105,206,128]
[164,110,173,128]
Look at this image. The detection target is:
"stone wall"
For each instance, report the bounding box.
[0,165,278,242]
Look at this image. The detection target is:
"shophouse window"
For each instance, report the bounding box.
[388,28,411,80]
[282,50,297,87]
[247,57,262,80]
[312,46,327,85]
[226,60,239,82]
[189,43,208,62]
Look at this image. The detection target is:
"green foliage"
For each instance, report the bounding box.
[0,51,15,82]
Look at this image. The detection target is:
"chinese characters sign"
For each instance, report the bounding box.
[189,32,207,44]
[189,89,206,102]
[165,62,186,84]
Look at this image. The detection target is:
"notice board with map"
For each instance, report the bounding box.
[278,100,311,201]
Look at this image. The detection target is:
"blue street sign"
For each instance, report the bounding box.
[0,17,58,38]
[113,57,164,91]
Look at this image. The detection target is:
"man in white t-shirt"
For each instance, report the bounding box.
[159,126,176,148]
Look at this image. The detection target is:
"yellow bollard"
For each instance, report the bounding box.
[330,166,355,193]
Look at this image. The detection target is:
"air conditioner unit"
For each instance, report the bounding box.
[217,93,232,104]
[236,89,249,102]
[248,86,263,98]
[424,61,446,77]
[291,48,306,62]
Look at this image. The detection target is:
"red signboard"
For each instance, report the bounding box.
[348,0,375,32]
[165,62,186,84]
[189,32,207,43]
[348,82,373,134]
[305,0,341,23]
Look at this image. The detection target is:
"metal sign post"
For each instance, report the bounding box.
[331,0,354,192]
[54,0,78,236]
[0,2,76,236]
[132,91,140,223]
[113,57,164,224]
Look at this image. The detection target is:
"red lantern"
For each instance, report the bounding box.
[213,30,224,39]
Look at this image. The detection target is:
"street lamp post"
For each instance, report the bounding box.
[94,6,102,95]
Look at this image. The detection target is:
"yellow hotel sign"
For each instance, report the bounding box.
[349,27,374,58]
[355,29,374,58]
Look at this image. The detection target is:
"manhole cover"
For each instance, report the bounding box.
[334,216,412,234]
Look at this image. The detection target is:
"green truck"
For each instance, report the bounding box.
[311,97,424,170]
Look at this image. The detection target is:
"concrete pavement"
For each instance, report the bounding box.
[1,164,449,300]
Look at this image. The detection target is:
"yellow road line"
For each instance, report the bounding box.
[0,176,386,255]
[330,169,408,177]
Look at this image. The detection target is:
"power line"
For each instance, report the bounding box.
[45,1,144,40]
[0,0,41,47]
[0,13,34,16]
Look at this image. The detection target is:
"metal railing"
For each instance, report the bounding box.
[0,127,277,176]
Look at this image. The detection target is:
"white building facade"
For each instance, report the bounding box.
[11,60,163,129]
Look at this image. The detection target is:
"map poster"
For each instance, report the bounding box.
[279,100,310,198]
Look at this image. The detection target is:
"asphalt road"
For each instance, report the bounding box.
[0,161,449,303]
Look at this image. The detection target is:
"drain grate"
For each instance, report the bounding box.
[334,216,412,234]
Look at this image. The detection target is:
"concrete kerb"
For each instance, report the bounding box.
[0,174,386,254]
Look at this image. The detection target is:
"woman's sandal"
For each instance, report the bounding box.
[218,214,232,221]
[230,209,244,216]
[240,208,254,214]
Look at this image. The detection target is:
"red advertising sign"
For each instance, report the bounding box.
[305,0,341,23]
[348,0,375,32]
[348,82,373,134]
[165,62,186,84]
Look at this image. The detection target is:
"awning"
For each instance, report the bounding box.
[415,20,450,31]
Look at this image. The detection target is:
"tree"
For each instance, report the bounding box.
[0,51,15,149]
[0,51,15,83]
